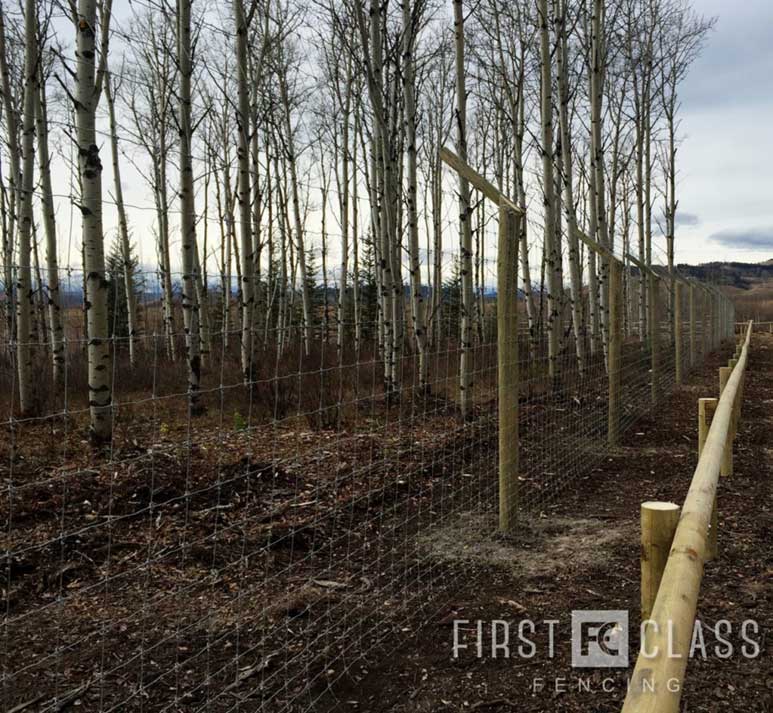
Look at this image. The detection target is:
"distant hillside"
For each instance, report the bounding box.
[677,261,773,290]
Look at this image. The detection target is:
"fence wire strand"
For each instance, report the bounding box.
[0,191,732,711]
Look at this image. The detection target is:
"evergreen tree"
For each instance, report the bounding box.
[357,237,380,341]
[293,247,323,334]
[442,256,463,341]
[106,238,142,345]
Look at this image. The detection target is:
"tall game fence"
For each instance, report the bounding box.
[0,154,734,711]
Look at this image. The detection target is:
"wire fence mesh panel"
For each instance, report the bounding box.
[0,213,734,712]
[0,0,742,707]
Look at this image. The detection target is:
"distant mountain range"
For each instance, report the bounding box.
[677,261,773,289]
[50,260,773,304]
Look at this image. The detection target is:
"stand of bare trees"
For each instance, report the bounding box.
[0,0,714,441]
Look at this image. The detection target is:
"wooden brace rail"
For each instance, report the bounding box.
[439,146,521,532]
[622,320,753,713]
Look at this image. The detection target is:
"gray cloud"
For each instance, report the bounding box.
[675,212,700,227]
[682,0,773,109]
[709,227,773,250]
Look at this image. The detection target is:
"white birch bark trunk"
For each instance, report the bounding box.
[514,81,537,356]
[278,74,312,355]
[35,65,65,384]
[235,0,254,380]
[32,221,47,347]
[0,6,19,346]
[403,0,428,389]
[15,0,37,415]
[453,0,474,417]
[634,90,647,341]
[250,80,263,344]
[336,55,352,354]
[177,0,202,414]
[155,130,176,360]
[590,0,610,359]
[76,0,113,441]
[554,0,586,374]
[431,158,442,348]
[352,109,361,354]
[104,70,138,368]
[538,0,560,381]
[193,238,210,363]
[355,0,396,393]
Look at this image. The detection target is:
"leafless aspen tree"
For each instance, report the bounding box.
[554,0,587,373]
[453,0,474,416]
[403,0,429,389]
[589,0,610,358]
[14,0,38,415]
[104,69,138,368]
[35,56,64,384]
[128,14,176,361]
[72,0,114,442]
[0,5,20,344]
[235,0,254,380]
[537,0,560,381]
[177,0,202,414]
[275,27,313,356]
[658,4,714,335]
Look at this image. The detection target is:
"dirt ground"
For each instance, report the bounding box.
[317,333,773,712]
[2,333,770,712]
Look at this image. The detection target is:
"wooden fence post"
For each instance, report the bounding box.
[689,283,696,368]
[498,205,519,533]
[608,259,622,445]
[650,273,659,405]
[641,501,680,623]
[674,281,683,385]
[719,366,733,477]
[438,148,523,534]
[699,397,719,561]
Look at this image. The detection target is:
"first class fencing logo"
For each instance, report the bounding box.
[451,610,761,669]
[571,610,629,668]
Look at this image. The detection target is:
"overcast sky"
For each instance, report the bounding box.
[47,0,772,289]
[674,0,773,265]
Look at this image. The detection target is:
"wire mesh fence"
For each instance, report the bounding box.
[0,196,734,711]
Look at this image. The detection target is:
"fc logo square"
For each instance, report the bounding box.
[571,610,629,668]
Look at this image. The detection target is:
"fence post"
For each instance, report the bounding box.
[731,359,742,438]
[608,259,622,445]
[719,366,733,477]
[699,397,719,561]
[703,292,711,358]
[675,281,683,385]
[689,283,696,368]
[498,205,519,533]
[650,273,659,404]
[641,501,680,623]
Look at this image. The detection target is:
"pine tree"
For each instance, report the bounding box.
[106,239,142,346]
[357,238,380,342]
[442,257,463,343]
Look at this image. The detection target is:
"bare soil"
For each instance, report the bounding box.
[317,334,773,712]
[1,334,770,712]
